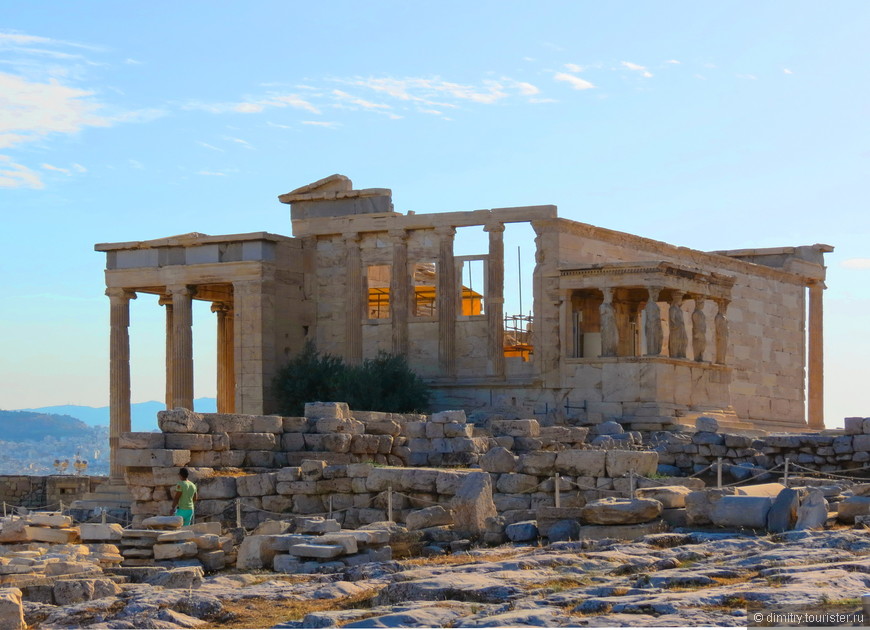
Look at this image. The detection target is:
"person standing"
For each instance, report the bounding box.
[171,467,197,526]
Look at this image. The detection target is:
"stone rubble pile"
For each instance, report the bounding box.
[115,516,233,571]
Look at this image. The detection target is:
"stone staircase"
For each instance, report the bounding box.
[69,481,133,522]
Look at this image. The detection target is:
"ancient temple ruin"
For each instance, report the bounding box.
[95,175,831,477]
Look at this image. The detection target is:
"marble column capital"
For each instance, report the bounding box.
[483,221,505,234]
[168,285,195,298]
[105,287,137,302]
[210,301,232,314]
[157,294,172,307]
[434,226,456,240]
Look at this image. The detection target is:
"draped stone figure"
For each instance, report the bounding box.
[644,287,663,356]
[715,299,729,364]
[668,293,688,358]
[600,287,619,357]
[692,297,707,362]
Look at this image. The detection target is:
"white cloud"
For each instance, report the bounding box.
[736,74,758,80]
[564,63,584,73]
[784,68,794,75]
[512,81,540,96]
[554,72,595,90]
[302,121,340,128]
[266,121,293,129]
[622,61,652,78]
[0,155,43,188]
[41,163,71,175]
[332,89,391,110]
[71,162,86,173]
[124,58,142,65]
[196,141,224,152]
[198,170,226,177]
[340,76,535,107]
[842,258,870,270]
[665,59,681,64]
[233,102,264,113]
[185,93,320,116]
[226,137,254,149]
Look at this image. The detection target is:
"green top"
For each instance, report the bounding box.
[175,479,197,510]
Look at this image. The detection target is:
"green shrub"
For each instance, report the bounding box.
[271,343,430,415]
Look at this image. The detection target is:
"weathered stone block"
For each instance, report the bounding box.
[252,415,284,433]
[581,498,662,525]
[844,417,864,435]
[235,472,277,497]
[554,450,606,477]
[496,473,540,494]
[229,432,277,451]
[165,433,213,451]
[451,471,497,537]
[518,451,556,475]
[282,416,311,432]
[28,513,72,527]
[323,433,353,453]
[0,588,24,630]
[120,432,165,449]
[305,402,350,419]
[206,413,253,433]
[635,486,692,509]
[116,448,191,468]
[158,408,210,433]
[605,450,658,478]
[406,506,453,530]
[490,419,540,438]
[281,433,305,451]
[710,496,773,529]
[153,541,198,560]
[197,476,237,500]
[288,543,345,559]
[431,410,466,423]
[480,447,517,473]
[79,523,123,541]
[22,526,78,544]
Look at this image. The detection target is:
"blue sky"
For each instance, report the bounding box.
[0,1,867,427]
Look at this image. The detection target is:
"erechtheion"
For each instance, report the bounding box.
[95,175,832,479]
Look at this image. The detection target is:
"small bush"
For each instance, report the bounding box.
[272,342,430,416]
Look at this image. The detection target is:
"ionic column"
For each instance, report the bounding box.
[345,233,363,364]
[714,299,729,364]
[808,282,825,429]
[692,297,707,362]
[106,287,136,481]
[435,226,457,376]
[643,286,663,356]
[485,222,505,376]
[668,293,688,359]
[212,302,235,413]
[158,295,173,409]
[600,287,619,357]
[169,285,194,410]
[389,230,410,356]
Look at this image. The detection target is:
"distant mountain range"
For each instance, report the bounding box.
[17,398,217,432]
[0,410,97,442]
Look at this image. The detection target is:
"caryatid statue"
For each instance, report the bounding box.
[691,297,707,362]
[644,286,663,356]
[599,287,619,357]
[715,299,729,364]
[668,293,688,359]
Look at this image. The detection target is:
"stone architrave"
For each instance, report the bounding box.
[107,287,136,480]
[668,293,688,359]
[692,297,707,362]
[714,299,729,364]
[599,287,618,357]
[643,286,663,356]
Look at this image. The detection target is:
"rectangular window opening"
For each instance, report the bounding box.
[459,258,486,316]
[413,262,437,317]
[367,265,391,319]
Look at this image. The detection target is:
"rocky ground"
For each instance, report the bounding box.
[19,527,870,628]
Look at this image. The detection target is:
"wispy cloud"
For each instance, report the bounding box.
[622,61,653,78]
[564,63,584,73]
[783,68,794,75]
[0,155,43,189]
[302,121,340,128]
[185,92,321,115]
[332,89,392,111]
[226,137,254,150]
[842,258,870,270]
[196,141,224,152]
[665,59,681,64]
[41,163,71,175]
[198,170,227,177]
[128,159,144,169]
[554,72,595,90]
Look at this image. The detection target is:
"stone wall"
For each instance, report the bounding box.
[657,417,870,478]
[0,476,104,510]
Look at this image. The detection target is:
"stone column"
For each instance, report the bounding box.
[389,230,410,356]
[643,286,663,356]
[212,302,235,413]
[808,282,825,429]
[158,295,173,409]
[600,287,619,357]
[692,297,707,362]
[345,233,363,364]
[485,222,505,376]
[714,299,729,364]
[668,293,688,359]
[107,287,136,481]
[436,226,457,377]
[169,285,194,410]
